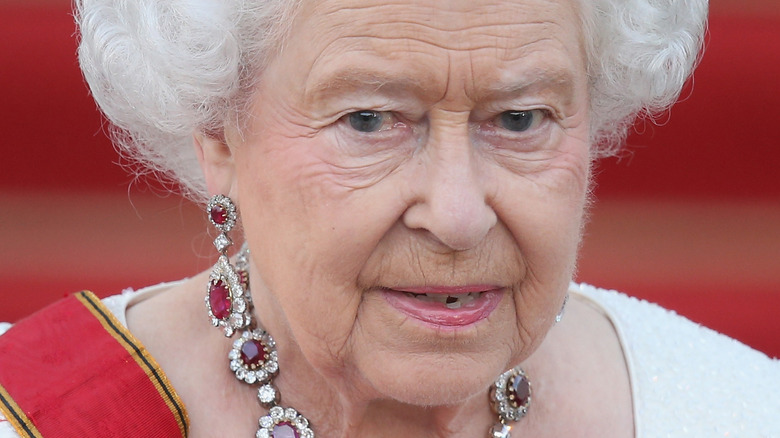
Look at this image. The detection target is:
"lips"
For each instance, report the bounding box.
[382,285,503,328]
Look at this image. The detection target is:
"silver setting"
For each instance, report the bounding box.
[490,365,531,425]
[230,329,315,437]
[230,329,279,386]
[214,233,233,253]
[256,406,315,438]
[206,195,251,337]
[207,194,237,234]
[205,254,250,337]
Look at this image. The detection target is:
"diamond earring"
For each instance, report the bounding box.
[205,194,252,337]
[555,293,569,324]
[489,365,532,438]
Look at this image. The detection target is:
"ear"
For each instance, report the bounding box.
[193,131,237,197]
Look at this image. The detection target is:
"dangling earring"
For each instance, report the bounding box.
[488,365,532,438]
[205,194,252,337]
[555,293,569,324]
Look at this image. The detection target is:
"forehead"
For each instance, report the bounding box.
[300,0,581,36]
[277,0,586,105]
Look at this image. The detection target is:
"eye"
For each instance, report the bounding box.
[496,110,546,132]
[347,110,389,133]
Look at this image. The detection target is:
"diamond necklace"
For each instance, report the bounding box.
[228,247,531,438]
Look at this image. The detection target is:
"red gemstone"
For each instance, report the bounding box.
[272,422,298,438]
[509,374,531,407]
[210,204,228,225]
[208,279,231,320]
[240,339,266,367]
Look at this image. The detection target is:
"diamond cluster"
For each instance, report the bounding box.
[207,194,237,233]
[206,255,250,337]
[489,365,531,423]
[230,327,314,437]
[257,406,314,438]
[230,329,279,386]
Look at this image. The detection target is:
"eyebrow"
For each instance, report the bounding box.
[480,68,577,102]
[304,68,433,104]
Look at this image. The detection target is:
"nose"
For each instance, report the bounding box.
[402,135,497,251]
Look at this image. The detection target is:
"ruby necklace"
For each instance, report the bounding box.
[225,246,531,438]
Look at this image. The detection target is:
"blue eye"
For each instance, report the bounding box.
[348,111,385,132]
[498,110,542,132]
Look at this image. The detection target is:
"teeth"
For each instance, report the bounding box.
[445,299,463,309]
[405,292,481,308]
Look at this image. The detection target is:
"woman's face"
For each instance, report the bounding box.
[222,0,590,405]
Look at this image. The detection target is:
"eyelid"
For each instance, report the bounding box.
[472,103,550,120]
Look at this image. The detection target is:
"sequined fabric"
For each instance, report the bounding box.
[574,283,780,437]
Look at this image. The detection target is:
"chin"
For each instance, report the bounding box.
[357,349,508,407]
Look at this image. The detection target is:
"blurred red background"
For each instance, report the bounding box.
[1,1,778,356]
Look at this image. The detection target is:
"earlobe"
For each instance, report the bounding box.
[193,132,237,197]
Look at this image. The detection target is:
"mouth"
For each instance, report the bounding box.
[401,291,484,309]
[382,286,504,328]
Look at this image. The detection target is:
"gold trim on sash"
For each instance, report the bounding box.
[75,291,190,437]
[0,382,44,438]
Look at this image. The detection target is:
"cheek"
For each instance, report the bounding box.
[496,138,589,335]
[233,135,410,365]
[498,136,590,254]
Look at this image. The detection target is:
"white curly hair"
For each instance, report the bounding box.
[75,0,708,203]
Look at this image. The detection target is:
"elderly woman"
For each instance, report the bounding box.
[1,0,778,436]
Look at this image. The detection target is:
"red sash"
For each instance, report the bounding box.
[0,291,189,437]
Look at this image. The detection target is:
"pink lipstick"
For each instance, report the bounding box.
[382,285,503,328]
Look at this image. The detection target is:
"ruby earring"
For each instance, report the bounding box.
[488,365,532,438]
[205,194,252,337]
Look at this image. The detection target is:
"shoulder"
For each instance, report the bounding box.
[102,281,184,327]
[0,281,183,335]
[572,283,780,437]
